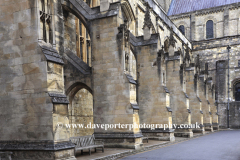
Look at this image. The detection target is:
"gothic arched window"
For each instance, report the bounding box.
[75,17,91,66]
[39,0,52,44]
[235,82,240,101]
[179,25,185,35]
[206,20,214,39]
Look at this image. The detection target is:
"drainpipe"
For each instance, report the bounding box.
[227,45,231,129]
[190,15,192,41]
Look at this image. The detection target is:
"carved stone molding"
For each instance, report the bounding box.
[141,128,174,133]
[166,107,172,112]
[49,93,69,104]
[80,36,84,43]
[118,20,130,47]
[87,39,91,46]
[0,152,12,160]
[125,74,137,84]
[143,3,152,29]
[12,151,54,160]
[0,141,75,151]
[195,55,201,70]
[184,45,191,63]
[94,132,143,139]
[169,27,177,47]
[39,42,64,65]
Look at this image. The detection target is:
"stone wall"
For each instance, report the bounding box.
[229,102,240,128]
[185,67,204,133]
[169,2,240,129]
[0,0,221,158]
[0,0,51,141]
[170,3,240,41]
[0,0,76,159]
[71,88,93,137]
[137,42,174,141]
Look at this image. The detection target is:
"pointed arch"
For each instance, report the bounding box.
[121,0,135,22]
[66,82,93,97]
[67,82,94,137]
[62,0,91,33]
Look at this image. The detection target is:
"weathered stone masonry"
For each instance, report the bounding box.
[169,1,240,129]
[0,0,220,159]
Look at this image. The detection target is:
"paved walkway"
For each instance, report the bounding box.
[76,140,169,160]
[121,130,240,160]
[76,148,132,160]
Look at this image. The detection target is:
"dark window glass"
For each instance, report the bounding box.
[80,42,83,59]
[79,21,82,36]
[179,25,185,35]
[235,83,240,101]
[87,43,89,65]
[125,54,129,71]
[206,20,214,39]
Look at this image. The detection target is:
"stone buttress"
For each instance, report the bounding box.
[198,69,213,132]
[136,37,175,141]
[185,62,205,134]
[165,33,193,138]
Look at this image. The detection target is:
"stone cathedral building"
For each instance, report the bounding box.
[0,0,239,159]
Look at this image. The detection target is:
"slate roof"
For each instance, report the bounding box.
[129,32,159,46]
[197,96,202,102]
[131,103,139,110]
[39,43,64,65]
[48,93,69,104]
[125,74,137,84]
[166,107,172,112]
[64,50,91,75]
[168,0,240,16]
[207,100,210,104]
[164,86,170,93]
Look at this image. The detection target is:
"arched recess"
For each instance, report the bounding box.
[232,78,240,101]
[125,48,137,80]
[164,37,169,53]
[121,0,136,35]
[63,7,92,66]
[62,0,91,34]
[131,50,137,80]
[177,47,183,64]
[67,82,94,137]
[121,0,135,22]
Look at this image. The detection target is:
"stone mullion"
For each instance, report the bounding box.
[75,18,80,58]
[87,40,90,65]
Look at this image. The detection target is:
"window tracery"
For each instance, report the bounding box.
[39,0,52,44]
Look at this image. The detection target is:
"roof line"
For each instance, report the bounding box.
[167,0,175,15]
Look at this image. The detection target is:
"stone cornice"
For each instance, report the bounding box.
[170,2,240,20]
[192,35,240,51]
[0,141,75,151]
[129,32,159,46]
